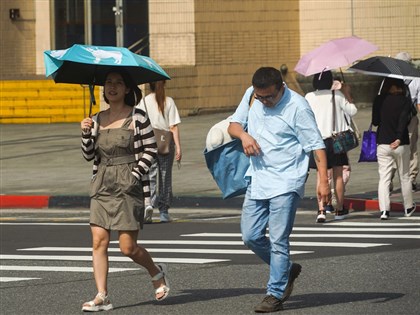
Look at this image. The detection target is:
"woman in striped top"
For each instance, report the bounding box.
[80,70,170,312]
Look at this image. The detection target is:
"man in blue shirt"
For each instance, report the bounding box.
[228,67,329,313]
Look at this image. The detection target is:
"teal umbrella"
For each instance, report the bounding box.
[44,44,170,115]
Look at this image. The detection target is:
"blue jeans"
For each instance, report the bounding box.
[241,186,299,299]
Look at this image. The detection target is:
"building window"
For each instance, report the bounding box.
[54,0,149,55]
[54,0,85,49]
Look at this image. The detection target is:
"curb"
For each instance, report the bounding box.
[0,195,50,208]
[1,195,415,212]
[345,198,406,212]
[0,195,245,209]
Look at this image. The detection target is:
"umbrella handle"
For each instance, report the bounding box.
[378,79,385,95]
[340,68,346,83]
[88,85,96,117]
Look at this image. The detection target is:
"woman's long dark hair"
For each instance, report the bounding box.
[103,69,142,106]
[312,71,333,90]
[149,80,166,116]
[381,78,406,96]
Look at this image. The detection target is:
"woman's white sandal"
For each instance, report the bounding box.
[82,292,113,312]
[152,263,170,301]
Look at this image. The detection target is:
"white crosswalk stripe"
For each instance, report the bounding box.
[0,255,229,264]
[0,265,138,273]
[1,277,41,283]
[180,233,419,239]
[1,220,418,283]
[15,247,313,255]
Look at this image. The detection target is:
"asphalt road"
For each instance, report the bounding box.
[1,210,419,315]
[0,108,404,199]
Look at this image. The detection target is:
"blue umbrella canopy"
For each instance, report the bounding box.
[44,44,170,85]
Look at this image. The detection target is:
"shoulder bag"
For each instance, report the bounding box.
[143,98,173,155]
[331,91,359,154]
[203,90,254,199]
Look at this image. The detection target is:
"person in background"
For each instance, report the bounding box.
[372,77,416,220]
[80,70,169,311]
[228,67,329,313]
[305,71,357,222]
[138,80,182,223]
[389,52,420,192]
[326,79,357,211]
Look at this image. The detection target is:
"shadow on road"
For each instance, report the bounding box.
[284,291,404,310]
[113,287,265,310]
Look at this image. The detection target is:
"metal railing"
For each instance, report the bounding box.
[127,35,149,55]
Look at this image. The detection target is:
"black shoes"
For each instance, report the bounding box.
[381,203,416,220]
[324,204,334,214]
[335,207,349,220]
[254,295,283,313]
[281,263,302,302]
[405,203,416,217]
[380,211,390,220]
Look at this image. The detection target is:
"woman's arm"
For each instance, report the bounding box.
[170,124,181,161]
[395,96,412,140]
[132,110,157,180]
[337,90,357,117]
[81,115,97,161]
[371,95,383,127]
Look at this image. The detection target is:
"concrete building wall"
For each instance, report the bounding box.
[0,1,36,79]
[150,0,301,115]
[148,0,198,116]
[149,0,196,66]
[299,0,420,66]
[192,0,301,111]
[35,0,51,75]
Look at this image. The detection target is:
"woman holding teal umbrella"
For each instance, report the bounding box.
[44,44,171,116]
[80,69,170,311]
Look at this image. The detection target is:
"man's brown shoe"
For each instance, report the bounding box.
[281,263,302,302]
[254,295,283,313]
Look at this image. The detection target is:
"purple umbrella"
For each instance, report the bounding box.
[294,36,378,77]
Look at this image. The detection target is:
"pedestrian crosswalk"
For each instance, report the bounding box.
[1,220,419,283]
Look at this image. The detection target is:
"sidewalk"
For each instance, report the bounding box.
[1,107,419,213]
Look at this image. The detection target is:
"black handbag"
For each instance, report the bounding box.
[331,91,359,154]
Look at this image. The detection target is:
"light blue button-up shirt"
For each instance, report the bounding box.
[231,85,325,200]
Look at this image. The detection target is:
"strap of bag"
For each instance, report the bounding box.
[332,90,351,133]
[242,89,254,131]
[142,97,149,115]
[332,90,336,132]
[249,89,255,107]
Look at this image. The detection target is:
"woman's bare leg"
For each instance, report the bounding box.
[119,230,167,299]
[333,166,344,210]
[83,225,110,306]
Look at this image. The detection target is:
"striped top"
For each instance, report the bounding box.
[81,107,158,182]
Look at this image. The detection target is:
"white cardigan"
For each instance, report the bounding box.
[305,89,357,139]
